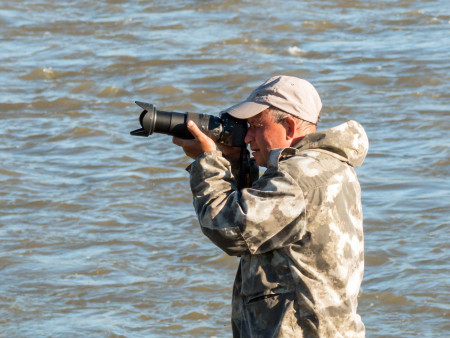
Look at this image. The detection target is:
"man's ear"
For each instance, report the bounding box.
[283,116,297,140]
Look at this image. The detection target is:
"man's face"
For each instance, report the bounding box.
[244,109,290,167]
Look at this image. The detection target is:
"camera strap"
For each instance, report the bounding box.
[237,146,252,190]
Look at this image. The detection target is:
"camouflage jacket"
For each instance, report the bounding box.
[188,120,369,337]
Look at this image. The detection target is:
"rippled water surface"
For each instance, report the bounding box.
[1,0,449,337]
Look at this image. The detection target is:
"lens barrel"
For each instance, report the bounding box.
[130,101,247,147]
[130,101,221,140]
[131,101,193,138]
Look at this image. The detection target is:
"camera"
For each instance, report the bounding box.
[130,101,247,147]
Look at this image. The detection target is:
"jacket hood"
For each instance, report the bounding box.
[294,120,369,167]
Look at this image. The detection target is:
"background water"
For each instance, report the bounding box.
[1,0,449,337]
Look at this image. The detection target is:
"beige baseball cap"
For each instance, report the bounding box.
[223,75,322,124]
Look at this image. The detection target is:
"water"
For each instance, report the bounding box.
[1,0,449,336]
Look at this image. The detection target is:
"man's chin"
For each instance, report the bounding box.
[252,152,267,167]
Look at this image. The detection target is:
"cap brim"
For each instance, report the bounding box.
[223,101,270,119]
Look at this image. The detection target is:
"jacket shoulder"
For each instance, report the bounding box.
[268,148,356,191]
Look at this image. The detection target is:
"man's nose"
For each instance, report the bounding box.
[244,130,253,144]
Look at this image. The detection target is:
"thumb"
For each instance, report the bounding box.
[186,120,217,153]
[187,120,206,140]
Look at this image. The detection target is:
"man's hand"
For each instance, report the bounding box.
[172,120,216,159]
[217,144,242,162]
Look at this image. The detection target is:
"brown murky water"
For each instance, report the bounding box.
[1,0,449,336]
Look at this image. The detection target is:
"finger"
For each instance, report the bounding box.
[186,120,207,141]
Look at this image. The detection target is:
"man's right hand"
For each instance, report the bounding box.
[172,120,217,159]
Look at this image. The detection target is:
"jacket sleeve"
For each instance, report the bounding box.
[189,150,306,256]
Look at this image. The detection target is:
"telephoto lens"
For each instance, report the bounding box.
[130,101,247,147]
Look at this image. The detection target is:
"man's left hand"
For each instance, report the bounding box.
[172,120,216,159]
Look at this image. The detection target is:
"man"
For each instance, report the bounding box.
[173,75,368,337]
